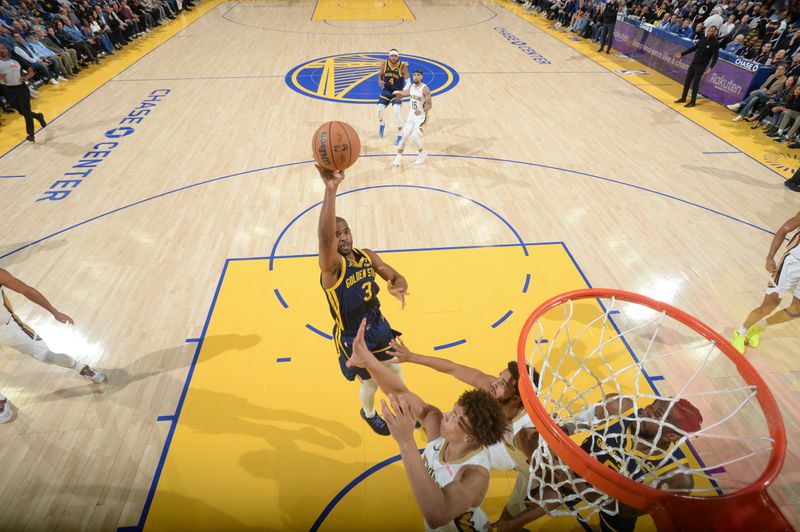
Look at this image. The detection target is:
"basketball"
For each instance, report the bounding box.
[311,121,361,172]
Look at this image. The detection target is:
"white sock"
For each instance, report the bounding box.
[755,319,767,330]
[737,326,748,335]
[360,379,378,418]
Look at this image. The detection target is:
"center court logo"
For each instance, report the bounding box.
[285,52,459,104]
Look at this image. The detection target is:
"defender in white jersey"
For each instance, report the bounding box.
[0,269,105,423]
[346,319,507,531]
[391,69,432,167]
[388,339,542,522]
[731,210,800,354]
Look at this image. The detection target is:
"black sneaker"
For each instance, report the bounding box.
[360,408,390,436]
[674,98,686,103]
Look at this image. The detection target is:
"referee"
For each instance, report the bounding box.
[0,44,46,143]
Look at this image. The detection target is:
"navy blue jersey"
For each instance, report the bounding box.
[580,408,689,480]
[322,248,381,334]
[382,60,406,92]
[322,248,400,381]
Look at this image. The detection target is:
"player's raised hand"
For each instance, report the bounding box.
[387,278,409,309]
[315,164,345,190]
[346,318,371,368]
[388,337,414,363]
[381,394,416,442]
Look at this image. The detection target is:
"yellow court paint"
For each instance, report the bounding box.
[142,243,693,530]
[312,0,414,21]
[496,0,799,179]
[0,0,223,154]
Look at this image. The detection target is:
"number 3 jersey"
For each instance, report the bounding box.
[323,248,382,334]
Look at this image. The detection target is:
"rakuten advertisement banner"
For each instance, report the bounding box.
[613,18,761,105]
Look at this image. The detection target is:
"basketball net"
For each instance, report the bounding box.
[517,289,791,530]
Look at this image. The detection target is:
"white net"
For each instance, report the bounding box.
[523,295,776,522]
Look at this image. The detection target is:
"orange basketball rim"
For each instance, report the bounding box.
[516,288,792,531]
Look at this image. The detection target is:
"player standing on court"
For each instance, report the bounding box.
[377,49,409,146]
[731,210,800,354]
[391,69,432,167]
[0,269,105,423]
[316,163,410,435]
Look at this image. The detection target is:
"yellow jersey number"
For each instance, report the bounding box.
[362,281,374,302]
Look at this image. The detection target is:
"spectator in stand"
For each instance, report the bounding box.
[674,25,720,107]
[720,14,737,39]
[786,53,800,77]
[768,49,787,66]
[749,42,773,63]
[747,76,796,129]
[35,26,79,76]
[730,13,751,38]
[766,84,800,143]
[691,21,706,40]
[678,18,694,37]
[54,19,99,64]
[725,33,746,53]
[727,63,787,121]
[12,31,60,84]
[704,6,724,30]
[25,32,71,80]
[597,0,619,54]
[659,14,680,33]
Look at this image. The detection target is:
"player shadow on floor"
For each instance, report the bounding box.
[0,239,68,266]
[681,164,778,189]
[145,491,268,531]
[154,388,364,530]
[27,334,261,410]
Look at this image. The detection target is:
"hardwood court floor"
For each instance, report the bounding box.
[0,0,797,529]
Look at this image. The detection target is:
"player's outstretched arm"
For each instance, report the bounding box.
[317,164,344,287]
[0,269,74,324]
[389,337,495,390]
[363,249,409,308]
[765,211,800,273]
[383,394,489,529]
[347,318,427,413]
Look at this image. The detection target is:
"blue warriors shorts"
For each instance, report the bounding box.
[334,312,401,381]
[378,88,402,106]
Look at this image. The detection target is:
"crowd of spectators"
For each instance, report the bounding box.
[519,0,800,64]
[0,0,198,128]
[518,0,800,152]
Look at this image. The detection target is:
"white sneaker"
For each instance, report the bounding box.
[415,152,427,165]
[28,87,39,99]
[49,78,59,85]
[57,76,68,82]
[732,115,743,122]
[0,400,13,423]
[80,365,106,384]
[391,155,402,167]
[726,103,741,111]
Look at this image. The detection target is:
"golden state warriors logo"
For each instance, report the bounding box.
[286,52,459,104]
